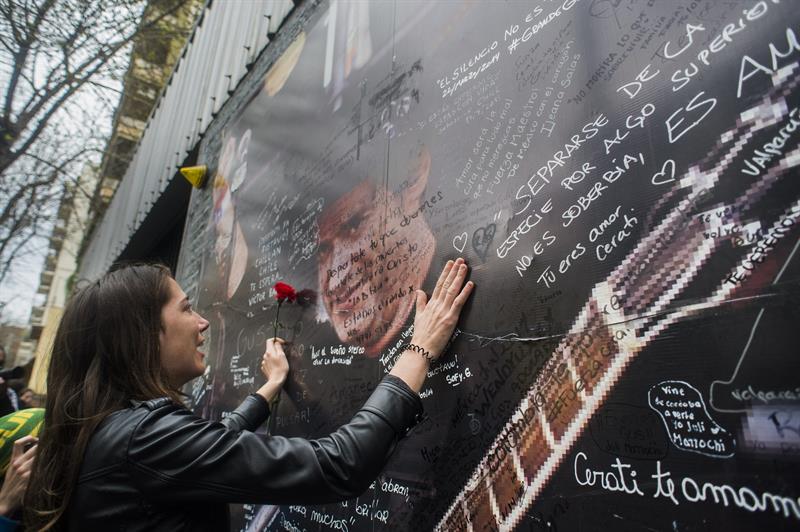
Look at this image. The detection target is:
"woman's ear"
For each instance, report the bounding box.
[401,145,431,210]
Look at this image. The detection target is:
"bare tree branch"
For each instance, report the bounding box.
[0,0,198,294]
[2,0,56,129]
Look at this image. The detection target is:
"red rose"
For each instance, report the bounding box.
[273,282,297,303]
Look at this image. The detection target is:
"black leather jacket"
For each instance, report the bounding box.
[67,375,423,530]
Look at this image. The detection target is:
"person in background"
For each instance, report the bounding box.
[0,350,17,418]
[25,258,473,530]
[16,391,33,410]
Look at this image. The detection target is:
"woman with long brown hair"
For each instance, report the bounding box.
[25,259,473,530]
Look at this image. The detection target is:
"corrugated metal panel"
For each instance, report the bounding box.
[228,8,251,92]
[198,5,219,131]
[254,4,271,61]
[211,7,236,115]
[189,10,216,135]
[241,3,261,69]
[79,0,295,281]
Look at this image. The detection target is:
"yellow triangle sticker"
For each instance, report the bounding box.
[180,165,208,188]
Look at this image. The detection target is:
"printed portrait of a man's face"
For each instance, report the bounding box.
[317,147,436,357]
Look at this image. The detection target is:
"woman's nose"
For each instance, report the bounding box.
[198,314,210,332]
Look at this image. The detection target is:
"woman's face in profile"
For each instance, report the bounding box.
[159,278,210,387]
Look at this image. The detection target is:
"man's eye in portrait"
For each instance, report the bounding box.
[341,212,365,238]
[318,241,332,258]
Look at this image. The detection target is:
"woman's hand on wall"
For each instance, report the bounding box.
[410,258,473,361]
[391,257,474,392]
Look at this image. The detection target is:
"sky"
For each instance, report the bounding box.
[0,247,47,325]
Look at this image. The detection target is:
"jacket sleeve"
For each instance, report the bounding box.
[126,375,423,505]
[220,393,270,432]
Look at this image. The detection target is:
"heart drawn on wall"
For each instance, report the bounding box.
[651,159,676,186]
[452,232,468,253]
[472,224,496,260]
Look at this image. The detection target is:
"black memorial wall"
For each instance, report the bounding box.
[189,1,800,530]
